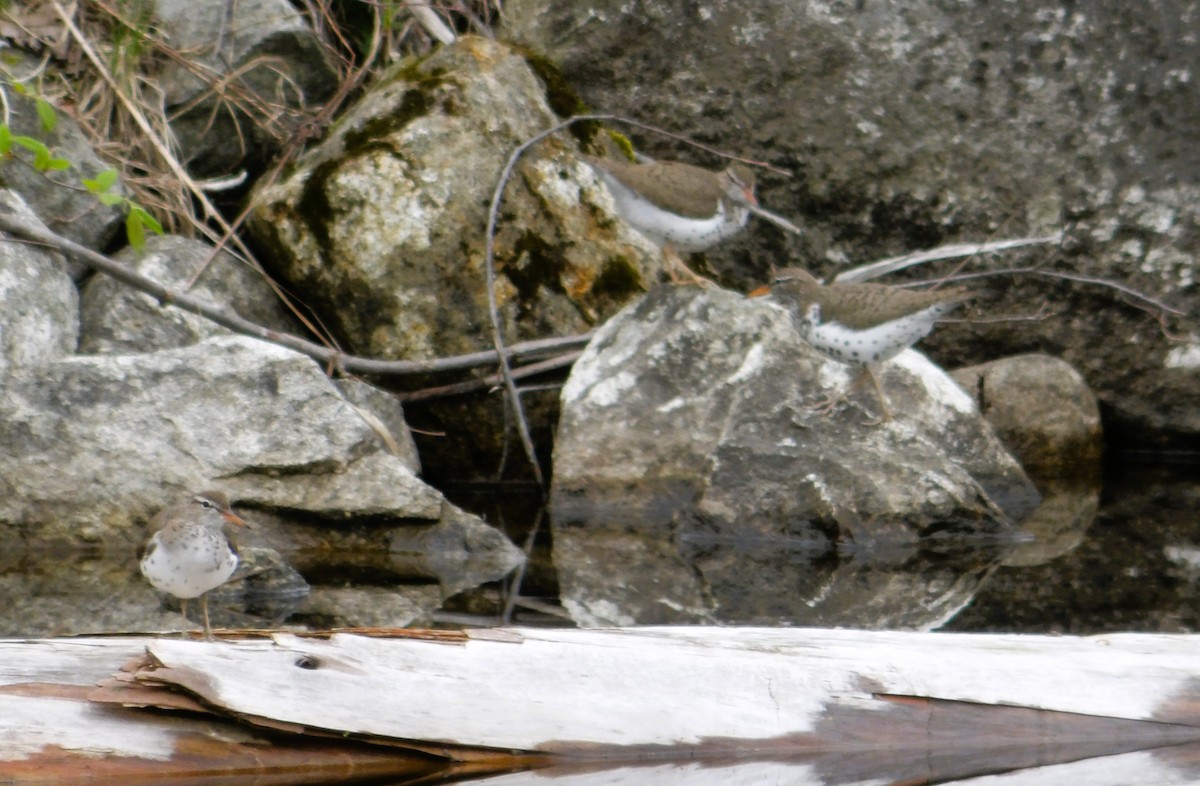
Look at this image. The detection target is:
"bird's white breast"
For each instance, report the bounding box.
[599,174,748,252]
[140,530,238,598]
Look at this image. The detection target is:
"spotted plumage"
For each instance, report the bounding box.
[767,267,970,422]
[140,490,245,639]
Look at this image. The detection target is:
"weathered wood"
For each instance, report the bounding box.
[0,687,448,784]
[113,628,1200,749]
[421,744,1200,786]
[6,627,1200,784]
[0,637,475,784]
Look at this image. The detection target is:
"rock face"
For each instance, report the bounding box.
[153,0,339,175]
[0,55,125,257]
[952,354,1103,474]
[248,35,664,480]
[0,191,78,375]
[502,1,1200,452]
[78,234,305,355]
[551,286,1039,628]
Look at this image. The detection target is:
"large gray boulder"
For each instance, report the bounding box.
[551,286,1039,628]
[503,1,1200,451]
[0,335,522,634]
[153,0,339,175]
[0,191,78,376]
[248,35,664,480]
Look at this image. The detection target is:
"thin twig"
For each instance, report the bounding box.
[501,506,544,625]
[747,204,804,236]
[0,207,592,376]
[832,234,1064,283]
[398,351,582,403]
[483,112,788,488]
[483,118,611,489]
[944,266,1187,317]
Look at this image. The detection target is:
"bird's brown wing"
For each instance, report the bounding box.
[586,156,722,218]
[821,282,969,329]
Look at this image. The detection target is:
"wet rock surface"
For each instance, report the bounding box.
[503,0,1199,451]
[551,286,1038,627]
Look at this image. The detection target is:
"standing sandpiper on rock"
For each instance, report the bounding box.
[582,154,758,286]
[762,267,971,423]
[140,490,246,640]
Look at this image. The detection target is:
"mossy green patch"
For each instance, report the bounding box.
[515,46,599,147]
[505,230,562,300]
[296,157,343,261]
[592,256,645,297]
[343,82,440,152]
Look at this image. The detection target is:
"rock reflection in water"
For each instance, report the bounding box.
[554,520,1020,630]
[948,463,1199,634]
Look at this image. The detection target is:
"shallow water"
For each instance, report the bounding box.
[1,461,1194,637]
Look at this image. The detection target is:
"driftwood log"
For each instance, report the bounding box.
[3,627,1200,784]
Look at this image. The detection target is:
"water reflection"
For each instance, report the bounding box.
[947,462,1200,634]
[4,462,1197,637]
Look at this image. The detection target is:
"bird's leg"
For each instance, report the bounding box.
[808,365,894,424]
[861,365,894,426]
[179,598,191,638]
[808,367,871,417]
[662,246,716,289]
[199,593,215,642]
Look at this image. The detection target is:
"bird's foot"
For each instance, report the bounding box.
[663,250,717,289]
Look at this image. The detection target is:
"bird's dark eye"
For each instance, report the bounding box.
[198,498,214,509]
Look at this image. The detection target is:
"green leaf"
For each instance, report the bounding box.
[0,124,11,156]
[96,192,126,207]
[131,204,164,235]
[83,167,120,194]
[12,135,48,157]
[126,208,146,249]
[46,157,71,171]
[35,98,56,133]
[10,82,28,96]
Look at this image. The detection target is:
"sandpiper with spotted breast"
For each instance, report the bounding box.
[140,490,246,640]
[762,267,971,422]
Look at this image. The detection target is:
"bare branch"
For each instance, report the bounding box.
[0,207,591,376]
[407,3,457,44]
[832,234,1064,283]
[398,351,583,403]
[944,266,1187,317]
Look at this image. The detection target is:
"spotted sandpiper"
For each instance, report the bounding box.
[140,490,246,640]
[762,267,970,422]
[582,154,758,285]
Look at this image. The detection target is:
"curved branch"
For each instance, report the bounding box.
[0,206,592,376]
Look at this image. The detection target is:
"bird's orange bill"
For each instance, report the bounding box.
[222,511,248,527]
[747,284,771,298]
